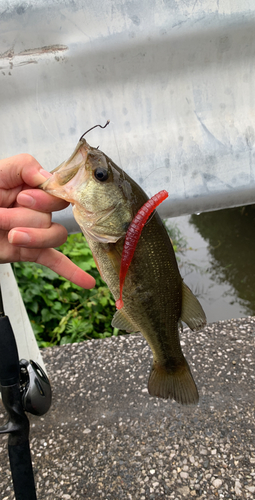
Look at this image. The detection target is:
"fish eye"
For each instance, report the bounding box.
[94,167,109,182]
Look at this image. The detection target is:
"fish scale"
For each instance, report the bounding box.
[130,219,183,359]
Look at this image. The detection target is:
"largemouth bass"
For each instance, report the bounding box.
[41,133,206,405]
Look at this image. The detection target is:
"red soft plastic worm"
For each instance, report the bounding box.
[115,190,169,310]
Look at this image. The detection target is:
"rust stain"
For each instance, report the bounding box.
[0,48,14,59]
[18,45,68,56]
[16,60,38,67]
[0,45,68,60]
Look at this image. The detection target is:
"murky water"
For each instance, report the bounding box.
[167,205,255,324]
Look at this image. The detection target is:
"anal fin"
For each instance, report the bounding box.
[112,309,139,333]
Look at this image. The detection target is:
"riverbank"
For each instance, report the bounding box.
[0,317,255,499]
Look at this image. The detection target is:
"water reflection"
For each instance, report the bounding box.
[190,204,255,318]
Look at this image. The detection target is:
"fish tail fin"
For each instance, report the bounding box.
[148,358,199,405]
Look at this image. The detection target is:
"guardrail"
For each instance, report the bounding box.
[1,0,255,229]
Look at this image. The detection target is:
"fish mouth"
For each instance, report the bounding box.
[40,141,89,203]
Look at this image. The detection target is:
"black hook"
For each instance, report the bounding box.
[79,119,110,141]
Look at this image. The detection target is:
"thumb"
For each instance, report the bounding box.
[0,154,52,189]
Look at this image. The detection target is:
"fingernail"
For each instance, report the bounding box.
[17,193,35,208]
[9,230,31,245]
[39,168,52,179]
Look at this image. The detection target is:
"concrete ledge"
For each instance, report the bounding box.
[0,317,255,499]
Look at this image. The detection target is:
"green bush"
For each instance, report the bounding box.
[12,234,119,347]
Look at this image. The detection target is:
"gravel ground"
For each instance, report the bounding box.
[0,316,255,499]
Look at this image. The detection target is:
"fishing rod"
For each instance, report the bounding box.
[0,284,52,500]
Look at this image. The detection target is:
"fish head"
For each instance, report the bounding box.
[40,139,135,243]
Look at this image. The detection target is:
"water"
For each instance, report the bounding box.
[167,205,255,324]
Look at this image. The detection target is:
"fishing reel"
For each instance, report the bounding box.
[0,358,52,438]
[19,359,52,416]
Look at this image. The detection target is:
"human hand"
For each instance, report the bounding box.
[0,154,95,289]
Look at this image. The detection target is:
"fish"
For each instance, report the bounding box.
[40,130,206,405]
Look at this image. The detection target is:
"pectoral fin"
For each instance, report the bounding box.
[181,282,206,331]
[90,243,122,282]
[104,243,122,276]
[112,309,139,333]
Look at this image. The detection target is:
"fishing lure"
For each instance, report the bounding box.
[115,189,169,309]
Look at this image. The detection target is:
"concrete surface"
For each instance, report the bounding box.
[0,316,255,499]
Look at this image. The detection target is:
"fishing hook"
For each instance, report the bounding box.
[79,120,110,142]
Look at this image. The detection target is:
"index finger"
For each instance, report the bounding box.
[16,188,69,212]
[0,154,51,190]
